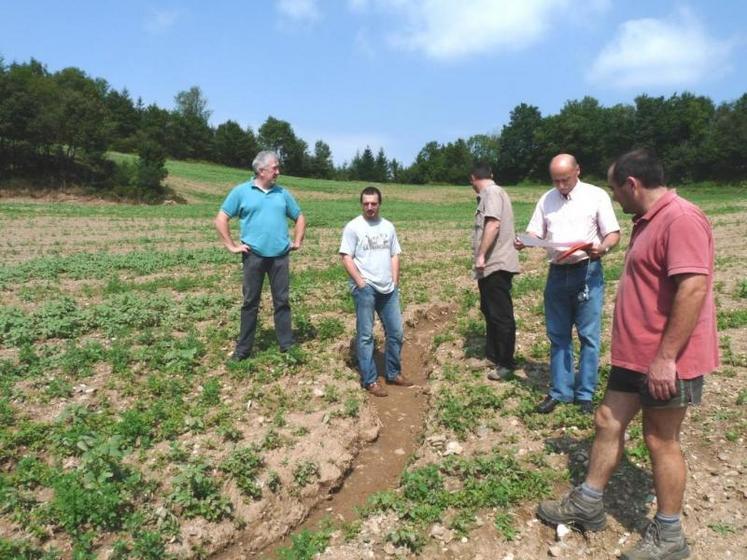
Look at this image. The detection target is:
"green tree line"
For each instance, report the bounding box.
[2,56,746,196]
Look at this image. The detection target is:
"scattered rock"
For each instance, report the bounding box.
[427,434,447,449]
[548,544,563,557]
[444,441,463,456]
[361,426,380,442]
[556,523,571,541]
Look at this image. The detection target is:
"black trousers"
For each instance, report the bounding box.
[477,269,516,369]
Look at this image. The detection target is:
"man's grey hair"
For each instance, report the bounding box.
[252,150,279,174]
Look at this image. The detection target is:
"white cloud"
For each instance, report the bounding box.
[368,0,571,60]
[276,0,320,23]
[143,8,180,34]
[587,9,736,89]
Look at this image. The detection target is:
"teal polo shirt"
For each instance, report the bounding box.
[220,180,302,257]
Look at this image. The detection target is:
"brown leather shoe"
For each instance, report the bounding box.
[386,375,414,387]
[366,382,388,397]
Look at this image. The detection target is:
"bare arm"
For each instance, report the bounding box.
[647,273,709,400]
[291,213,306,250]
[588,231,621,260]
[214,211,249,254]
[391,254,400,286]
[476,217,500,270]
[341,254,366,288]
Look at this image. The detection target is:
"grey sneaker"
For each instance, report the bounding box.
[487,366,513,381]
[537,486,606,531]
[621,518,690,560]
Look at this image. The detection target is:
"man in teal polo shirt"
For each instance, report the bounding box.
[214,150,306,360]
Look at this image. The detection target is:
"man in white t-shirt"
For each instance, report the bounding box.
[340,186,413,397]
[516,154,620,414]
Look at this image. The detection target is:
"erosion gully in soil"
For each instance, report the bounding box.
[212,307,447,559]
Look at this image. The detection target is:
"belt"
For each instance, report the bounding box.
[550,259,589,269]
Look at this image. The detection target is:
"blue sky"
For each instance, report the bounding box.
[2,1,746,166]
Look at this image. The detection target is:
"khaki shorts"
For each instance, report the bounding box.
[607,366,704,409]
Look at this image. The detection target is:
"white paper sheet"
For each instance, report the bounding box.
[516,233,584,249]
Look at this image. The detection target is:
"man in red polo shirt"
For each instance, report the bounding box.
[537,149,718,560]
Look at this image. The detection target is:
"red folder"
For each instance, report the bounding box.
[556,242,593,262]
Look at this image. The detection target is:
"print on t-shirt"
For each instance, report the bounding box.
[362,232,390,251]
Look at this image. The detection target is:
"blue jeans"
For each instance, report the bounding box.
[352,284,403,387]
[544,259,604,403]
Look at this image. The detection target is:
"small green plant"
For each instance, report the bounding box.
[0,537,60,559]
[717,308,747,330]
[267,470,282,493]
[342,397,360,418]
[432,331,455,348]
[626,424,650,463]
[168,462,232,521]
[494,512,518,541]
[200,378,221,406]
[276,527,332,560]
[220,446,264,500]
[341,519,362,542]
[436,384,504,436]
[323,384,340,404]
[317,318,344,341]
[131,531,167,560]
[385,526,425,553]
[529,339,549,359]
[737,279,747,298]
[292,461,320,487]
[449,509,476,536]
[708,522,736,535]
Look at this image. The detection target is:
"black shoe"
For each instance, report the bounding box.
[230,352,250,362]
[536,396,561,414]
[577,400,594,415]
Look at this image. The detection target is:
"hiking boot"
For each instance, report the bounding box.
[537,486,606,532]
[386,375,414,387]
[366,382,388,397]
[621,518,690,560]
[487,366,513,381]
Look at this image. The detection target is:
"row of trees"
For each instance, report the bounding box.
[2,56,746,195]
[400,93,747,185]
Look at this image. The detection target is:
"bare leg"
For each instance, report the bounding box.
[585,390,641,490]
[642,407,688,515]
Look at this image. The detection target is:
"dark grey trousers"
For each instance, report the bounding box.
[234,252,293,357]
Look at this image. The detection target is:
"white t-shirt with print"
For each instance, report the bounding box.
[339,215,401,294]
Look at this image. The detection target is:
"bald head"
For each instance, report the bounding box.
[549,153,580,196]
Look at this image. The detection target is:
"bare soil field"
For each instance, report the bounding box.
[0,167,745,560]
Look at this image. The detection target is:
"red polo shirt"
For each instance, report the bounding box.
[611,190,719,378]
